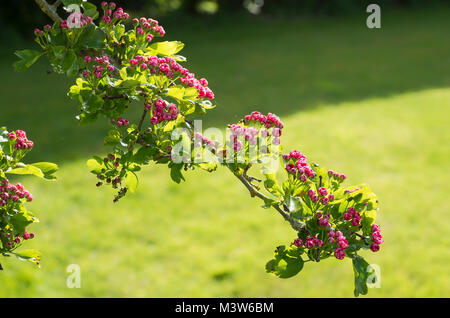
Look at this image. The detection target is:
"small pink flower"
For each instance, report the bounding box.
[334,248,345,260]
[289,150,302,160]
[292,238,303,247]
[150,116,159,125]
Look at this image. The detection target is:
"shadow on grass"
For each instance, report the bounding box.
[1,6,449,163]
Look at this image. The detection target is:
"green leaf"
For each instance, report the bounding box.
[86,158,105,174]
[264,174,283,197]
[196,162,217,172]
[133,147,158,165]
[119,79,141,89]
[104,129,121,146]
[197,99,215,110]
[81,2,99,19]
[14,249,41,267]
[61,0,83,6]
[285,195,302,213]
[352,255,371,297]
[169,163,185,184]
[82,93,104,113]
[13,50,44,72]
[6,164,44,179]
[125,171,138,194]
[10,206,38,234]
[149,41,184,56]
[29,162,58,180]
[114,24,126,40]
[82,25,106,49]
[62,49,77,73]
[265,245,304,279]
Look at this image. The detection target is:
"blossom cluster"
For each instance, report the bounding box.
[229,124,259,151]
[343,206,362,226]
[0,179,33,207]
[132,16,166,39]
[7,130,34,150]
[243,111,284,130]
[83,55,115,80]
[129,55,181,79]
[1,227,35,250]
[370,224,383,252]
[283,150,315,182]
[101,2,130,25]
[180,72,215,100]
[328,169,346,182]
[194,132,216,149]
[148,99,179,125]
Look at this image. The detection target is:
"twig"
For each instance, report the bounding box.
[137,109,148,132]
[230,167,307,233]
[352,232,369,245]
[34,0,62,22]
[103,95,127,101]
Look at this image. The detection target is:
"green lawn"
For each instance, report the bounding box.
[0,6,449,297]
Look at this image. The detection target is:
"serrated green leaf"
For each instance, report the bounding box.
[14,249,42,267]
[125,171,138,194]
[13,50,44,72]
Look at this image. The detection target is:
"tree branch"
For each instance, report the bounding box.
[35,0,62,22]
[137,109,148,132]
[352,232,369,245]
[230,167,307,233]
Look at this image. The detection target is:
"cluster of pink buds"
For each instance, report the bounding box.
[315,187,334,205]
[132,16,165,38]
[83,55,114,79]
[328,169,346,182]
[34,28,44,36]
[149,99,178,125]
[129,56,180,79]
[291,238,303,247]
[243,111,284,130]
[304,236,324,249]
[370,224,383,252]
[228,124,259,151]
[332,231,349,260]
[194,132,216,149]
[114,117,129,127]
[284,150,315,182]
[59,13,93,30]
[180,71,214,100]
[343,207,362,226]
[2,228,35,250]
[7,130,34,150]
[316,212,331,228]
[0,179,33,207]
[101,2,130,24]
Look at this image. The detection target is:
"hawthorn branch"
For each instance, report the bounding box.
[352,232,369,245]
[137,109,148,132]
[103,95,127,101]
[231,168,307,233]
[35,0,62,22]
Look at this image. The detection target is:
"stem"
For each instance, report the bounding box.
[230,166,307,233]
[34,0,62,22]
[352,232,369,245]
[103,95,127,101]
[137,109,148,132]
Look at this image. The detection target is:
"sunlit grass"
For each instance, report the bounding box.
[0,7,449,297]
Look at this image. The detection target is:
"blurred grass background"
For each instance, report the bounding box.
[0,3,449,297]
